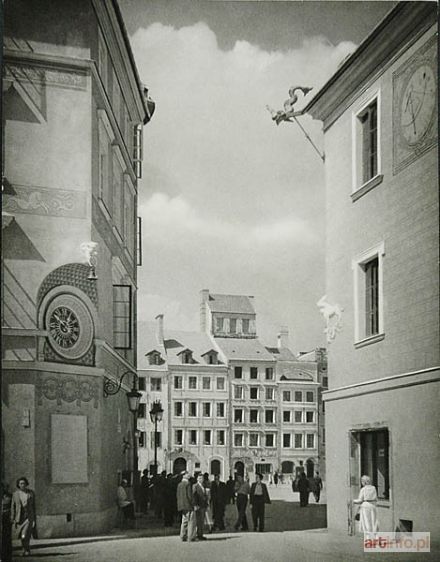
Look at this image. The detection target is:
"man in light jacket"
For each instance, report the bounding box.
[177,471,196,542]
[250,473,271,532]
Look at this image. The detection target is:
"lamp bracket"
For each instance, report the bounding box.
[103,371,138,397]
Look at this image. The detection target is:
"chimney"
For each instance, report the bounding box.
[277,326,289,349]
[155,314,164,345]
[200,289,209,332]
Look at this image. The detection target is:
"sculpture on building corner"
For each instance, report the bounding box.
[266,85,313,125]
[317,295,344,343]
[80,241,98,280]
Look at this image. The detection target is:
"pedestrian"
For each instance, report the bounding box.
[177,471,196,542]
[117,479,135,525]
[2,482,13,562]
[298,472,310,507]
[202,473,214,533]
[312,472,323,503]
[226,475,236,504]
[249,473,271,532]
[11,477,37,557]
[192,473,209,540]
[140,469,150,514]
[234,474,250,531]
[211,474,227,531]
[273,472,279,487]
[163,474,176,527]
[353,475,379,536]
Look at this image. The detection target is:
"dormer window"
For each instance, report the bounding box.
[178,348,194,364]
[229,318,237,334]
[242,319,250,334]
[202,350,218,365]
[146,350,162,366]
[216,317,224,332]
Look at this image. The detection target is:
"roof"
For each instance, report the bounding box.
[266,346,297,361]
[208,294,255,315]
[276,360,317,382]
[215,337,274,362]
[164,330,225,366]
[137,321,167,370]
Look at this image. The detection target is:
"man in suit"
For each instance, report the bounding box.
[192,473,209,540]
[249,473,271,532]
[177,471,196,542]
[210,474,227,531]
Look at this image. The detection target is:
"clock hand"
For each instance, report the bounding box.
[407,91,417,136]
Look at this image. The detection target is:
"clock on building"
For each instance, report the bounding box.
[45,294,94,360]
[393,35,437,174]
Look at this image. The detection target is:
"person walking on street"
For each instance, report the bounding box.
[140,469,150,514]
[11,477,37,557]
[211,474,227,531]
[273,472,279,487]
[177,471,196,542]
[226,476,235,504]
[192,473,209,541]
[298,472,310,507]
[234,474,250,531]
[249,473,271,532]
[312,472,323,503]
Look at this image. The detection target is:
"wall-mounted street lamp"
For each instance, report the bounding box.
[104,372,142,503]
[149,400,163,476]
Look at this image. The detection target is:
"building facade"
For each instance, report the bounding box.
[306,2,438,536]
[2,0,153,537]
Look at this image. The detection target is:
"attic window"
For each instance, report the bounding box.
[182,351,193,364]
[204,352,218,365]
[148,352,161,366]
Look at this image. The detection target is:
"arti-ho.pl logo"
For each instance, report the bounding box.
[364,532,430,553]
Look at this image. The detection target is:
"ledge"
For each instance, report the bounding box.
[351,174,384,202]
[354,332,385,349]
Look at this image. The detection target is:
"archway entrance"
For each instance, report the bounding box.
[210,459,221,477]
[234,461,244,477]
[173,457,187,474]
[281,461,294,474]
[306,459,314,478]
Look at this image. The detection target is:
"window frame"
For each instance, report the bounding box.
[174,375,183,390]
[113,285,132,350]
[150,377,161,392]
[188,376,197,390]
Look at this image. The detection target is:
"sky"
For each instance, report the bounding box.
[120,0,395,353]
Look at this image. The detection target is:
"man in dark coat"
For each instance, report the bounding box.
[312,472,323,503]
[210,475,227,531]
[192,473,209,540]
[226,476,235,504]
[298,472,310,507]
[249,473,271,532]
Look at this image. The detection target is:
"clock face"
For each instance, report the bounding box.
[400,64,436,146]
[45,294,94,360]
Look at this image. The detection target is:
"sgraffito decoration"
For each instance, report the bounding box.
[37,375,99,408]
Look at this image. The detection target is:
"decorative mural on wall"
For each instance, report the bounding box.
[36,375,99,408]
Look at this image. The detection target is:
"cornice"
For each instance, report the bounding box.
[305,3,437,128]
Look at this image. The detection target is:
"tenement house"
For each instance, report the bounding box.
[305,1,438,536]
[2,0,153,537]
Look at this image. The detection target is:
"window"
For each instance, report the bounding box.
[138,377,146,391]
[138,403,146,418]
[216,317,224,332]
[217,377,225,390]
[265,367,274,380]
[265,388,275,401]
[98,31,108,90]
[295,411,302,423]
[138,431,146,448]
[306,434,315,448]
[148,352,161,366]
[217,430,225,445]
[250,409,258,423]
[112,147,124,235]
[295,391,302,402]
[174,376,183,390]
[234,433,243,447]
[188,402,197,417]
[133,124,143,178]
[323,376,328,389]
[202,377,211,390]
[358,98,378,185]
[206,353,217,365]
[242,319,250,334]
[234,366,243,379]
[182,351,192,364]
[323,428,326,444]
[250,367,258,379]
[265,434,275,447]
[322,402,326,414]
[151,378,161,392]
[217,402,225,417]
[204,430,211,445]
[189,430,197,445]
[294,434,303,448]
[249,433,259,447]
[250,387,258,400]
[123,181,135,258]
[188,376,197,390]
[265,409,274,424]
[174,402,183,417]
[234,409,243,423]
[306,411,314,423]
[150,432,162,448]
[360,429,389,500]
[283,434,291,448]
[230,318,237,334]
[175,430,183,446]
[353,242,385,344]
[137,216,143,266]
[283,411,291,423]
[306,392,314,403]
[234,385,244,399]
[282,391,291,402]
[203,402,211,417]
[113,285,131,349]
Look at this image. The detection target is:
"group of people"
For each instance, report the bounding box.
[291,471,323,507]
[2,477,37,559]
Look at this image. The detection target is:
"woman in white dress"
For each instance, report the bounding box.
[353,475,379,535]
